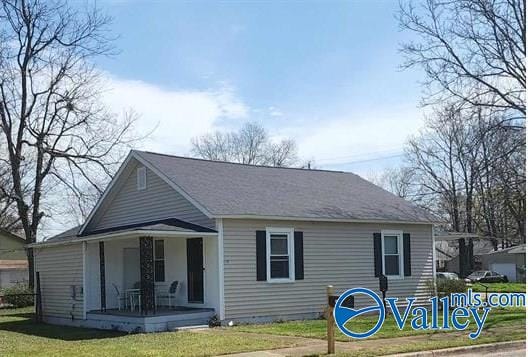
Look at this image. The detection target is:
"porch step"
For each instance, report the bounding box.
[168,318,212,330]
[171,324,209,331]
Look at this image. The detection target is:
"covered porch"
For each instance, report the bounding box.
[82,218,220,332]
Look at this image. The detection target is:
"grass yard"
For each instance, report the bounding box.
[0,307,525,357]
[234,307,526,342]
[469,282,526,293]
[0,308,301,357]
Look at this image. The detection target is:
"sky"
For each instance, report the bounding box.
[87,0,427,177]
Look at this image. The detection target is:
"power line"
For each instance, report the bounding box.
[316,147,405,164]
[318,153,405,167]
[333,154,405,166]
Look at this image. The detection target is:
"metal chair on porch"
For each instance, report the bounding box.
[156,281,179,309]
[112,283,128,311]
[129,281,142,313]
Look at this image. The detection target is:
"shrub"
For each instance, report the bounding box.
[428,278,467,297]
[208,314,221,327]
[1,283,34,308]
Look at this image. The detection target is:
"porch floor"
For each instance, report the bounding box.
[88,306,214,317]
[85,306,215,332]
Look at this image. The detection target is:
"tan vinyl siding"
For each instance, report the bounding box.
[222,219,433,320]
[86,160,213,232]
[35,244,84,320]
[0,232,26,260]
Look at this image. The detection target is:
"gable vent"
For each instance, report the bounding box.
[137,166,147,190]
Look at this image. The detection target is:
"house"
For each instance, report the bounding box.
[30,150,438,332]
[0,228,28,289]
[478,244,526,282]
[435,233,488,275]
[435,232,526,282]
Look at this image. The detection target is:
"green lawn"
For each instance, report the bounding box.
[469,282,526,293]
[1,307,525,356]
[0,308,301,357]
[234,307,526,342]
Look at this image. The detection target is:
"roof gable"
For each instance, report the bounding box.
[80,152,212,235]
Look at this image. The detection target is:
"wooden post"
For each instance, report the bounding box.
[327,285,335,355]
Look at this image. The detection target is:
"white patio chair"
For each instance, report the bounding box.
[156,281,179,309]
[112,283,127,311]
[129,281,142,313]
[154,283,167,308]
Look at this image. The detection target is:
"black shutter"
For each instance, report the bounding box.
[403,233,411,276]
[294,231,304,280]
[256,230,267,281]
[373,233,382,277]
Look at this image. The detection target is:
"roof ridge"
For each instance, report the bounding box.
[134,150,353,174]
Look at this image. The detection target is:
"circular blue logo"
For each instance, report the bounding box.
[333,287,385,339]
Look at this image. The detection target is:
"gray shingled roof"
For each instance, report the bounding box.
[135,150,437,223]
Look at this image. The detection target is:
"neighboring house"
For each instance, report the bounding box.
[478,244,526,282]
[435,235,526,282]
[0,228,28,289]
[30,150,438,332]
[435,233,493,275]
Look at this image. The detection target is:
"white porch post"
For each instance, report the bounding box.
[82,241,87,319]
[217,218,225,320]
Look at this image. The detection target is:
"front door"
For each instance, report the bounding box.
[186,238,204,303]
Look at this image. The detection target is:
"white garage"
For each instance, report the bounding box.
[490,263,516,282]
[479,244,525,282]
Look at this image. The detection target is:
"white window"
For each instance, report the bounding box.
[154,240,165,282]
[381,230,404,279]
[266,227,295,282]
[137,166,147,190]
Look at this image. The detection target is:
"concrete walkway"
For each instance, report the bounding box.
[223,336,525,357]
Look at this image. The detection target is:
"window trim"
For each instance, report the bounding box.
[381,230,404,280]
[137,166,147,191]
[266,227,295,283]
[154,239,165,282]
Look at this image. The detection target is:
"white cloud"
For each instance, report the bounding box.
[102,75,249,154]
[101,73,424,174]
[268,106,284,117]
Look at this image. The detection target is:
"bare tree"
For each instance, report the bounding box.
[232,122,268,164]
[266,139,298,167]
[399,0,526,118]
[0,152,21,232]
[190,131,234,162]
[407,105,467,232]
[191,122,299,167]
[0,0,138,287]
[369,167,417,199]
[406,104,525,243]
